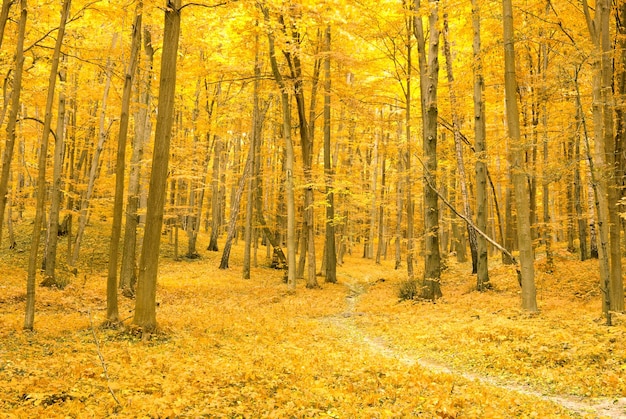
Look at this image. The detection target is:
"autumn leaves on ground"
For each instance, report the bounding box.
[1,230,625,418]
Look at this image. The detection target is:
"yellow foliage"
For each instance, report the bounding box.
[0,237,622,417]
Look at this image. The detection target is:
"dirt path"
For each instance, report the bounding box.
[328,276,626,419]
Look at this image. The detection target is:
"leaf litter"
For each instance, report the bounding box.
[0,240,623,418]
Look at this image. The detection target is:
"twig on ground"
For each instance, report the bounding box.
[88,310,122,407]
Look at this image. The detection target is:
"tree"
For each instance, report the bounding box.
[120,27,154,296]
[25,0,71,329]
[503,0,537,312]
[442,9,478,276]
[323,25,337,283]
[133,0,182,332]
[106,2,142,324]
[0,0,26,249]
[71,35,117,266]
[414,0,442,300]
[581,0,623,323]
[472,0,490,289]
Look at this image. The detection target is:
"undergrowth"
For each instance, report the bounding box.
[0,224,620,417]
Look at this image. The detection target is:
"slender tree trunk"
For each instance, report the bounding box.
[367,131,379,259]
[395,111,404,270]
[133,0,181,332]
[71,35,117,266]
[208,135,222,251]
[0,0,26,249]
[25,0,69,330]
[243,38,261,279]
[0,0,13,51]
[405,12,415,282]
[573,108,588,261]
[120,27,154,296]
[41,68,67,287]
[443,10,478,275]
[106,5,141,324]
[220,154,252,269]
[472,0,489,289]
[323,25,337,283]
[262,5,296,290]
[503,0,537,311]
[376,136,387,265]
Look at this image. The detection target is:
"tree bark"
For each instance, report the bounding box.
[133,0,181,332]
[443,10,478,276]
[415,0,442,300]
[71,35,117,266]
[106,4,141,324]
[262,4,296,290]
[41,67,67,287]
[25,0,70,329]
[503,0,537,311]
[323,25,337,283]
[0,0,26,249]
[208,133,222,252]
[220,153,252,269]
[120,27,154,296]
[472,0,490,289]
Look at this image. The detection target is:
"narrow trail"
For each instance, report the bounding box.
[325,275,626,419]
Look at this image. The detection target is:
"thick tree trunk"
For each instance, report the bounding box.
[133,0,181,332]
[415,0,442,300]
[503,0,537,312]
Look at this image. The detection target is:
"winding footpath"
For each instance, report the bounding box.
[326,276,626,419]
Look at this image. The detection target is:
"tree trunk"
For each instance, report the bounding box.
[0,0,13,51]
[71,35,117,266]
[323,25,337,283]
[0,0,26,249]
[243,38,262,279]
[25,0,69,329]
[415,0,442,300]
[220,154,252,269]
[582,0,621,322]
[41,67,67,287]
[133,0,181,332]
[472,0,490,289]
[208,134,222,252]
[394,111,404,270]
[120,27,154,296]
[106,4,141,324]
[573,108,588,261]
[503,0,537,311]
[443,10,478,276]
[262,4,296,290]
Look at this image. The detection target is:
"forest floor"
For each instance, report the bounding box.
[1,229,626,418]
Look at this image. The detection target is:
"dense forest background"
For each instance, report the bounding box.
[0,0,624,329]
[3,0,626,416]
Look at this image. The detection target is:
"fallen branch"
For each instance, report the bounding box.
[88,310,121,407]
[414,153,522,285]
